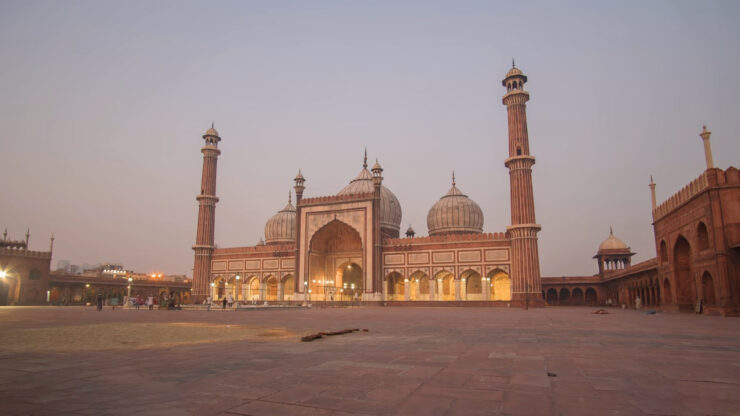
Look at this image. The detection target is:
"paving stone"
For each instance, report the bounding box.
[1,306,740,415]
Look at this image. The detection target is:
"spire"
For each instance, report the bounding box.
[25,229,29,246]
[363,148,368,169]
[610,226,613,236]
[50,233,55,252]
[452,171,456,186]
[211,121,214,129]
[288,190,292,205]
[649,175,657,211]
[512,58,515,68]
[2,228,6,240]
[699,125,714,169]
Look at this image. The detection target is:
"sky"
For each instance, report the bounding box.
[1,0,738,277]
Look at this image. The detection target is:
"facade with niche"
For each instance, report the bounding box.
[192,64,544,306]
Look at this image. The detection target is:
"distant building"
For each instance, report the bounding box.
[0,230,53,305]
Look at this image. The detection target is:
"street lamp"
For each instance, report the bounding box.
[0,270,6,279]
[235,275,240,303]
[127,277,133,300]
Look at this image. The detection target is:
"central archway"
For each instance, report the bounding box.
[309,220,364,301]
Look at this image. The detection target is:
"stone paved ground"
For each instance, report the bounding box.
[1,306,739,416]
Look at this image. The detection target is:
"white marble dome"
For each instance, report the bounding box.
[427,175,484,236]
[264,195,296,245]
[337,158,402,235]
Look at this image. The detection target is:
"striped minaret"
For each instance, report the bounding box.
[192,124,221,304]
[502,63,543,307]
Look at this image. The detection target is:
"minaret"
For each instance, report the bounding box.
[699,125,714,170]
[371,159,384,300]
[293,169,305,298]
[502,62,543,307]
[649,176,657,211]
[192,124,221,303]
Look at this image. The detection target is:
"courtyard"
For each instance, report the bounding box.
[0,306,739,415]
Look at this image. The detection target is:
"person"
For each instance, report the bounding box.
[135,296,141,310]
[96,293,103,312]
[635,295,642,310]
[222,297,227,309]
[206,296,212,311]
[146,296,153,310]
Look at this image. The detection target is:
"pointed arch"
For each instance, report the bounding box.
[488,268,511,301]
[697,222,709,251]
[673,235,694,308]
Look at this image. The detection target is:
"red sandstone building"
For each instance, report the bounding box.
[191,64,543,306]
[0,230,52,305]
[541,126,739,315]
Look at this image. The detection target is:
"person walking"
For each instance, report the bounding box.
[96,293,103,312]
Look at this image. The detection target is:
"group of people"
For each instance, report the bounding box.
[204,293,236,310]
[95,293,158,311]
[131,296,156,310]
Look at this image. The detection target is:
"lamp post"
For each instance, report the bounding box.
[127,277,133,302]
[462,277,466,301]
[235,275,240,303]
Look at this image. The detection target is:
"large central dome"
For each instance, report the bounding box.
[337,153,402,236]
[427,173,484,236]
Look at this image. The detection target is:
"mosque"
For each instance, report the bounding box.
[191,64,543,306]
[190,63,740,313]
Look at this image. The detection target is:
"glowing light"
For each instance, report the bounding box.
[85,284,90,288]
[0,271,6,279]
[235,275,240,280]
[210,282,215,287]
[128,277,133,282]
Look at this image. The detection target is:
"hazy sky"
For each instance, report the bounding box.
[1,0,738,277]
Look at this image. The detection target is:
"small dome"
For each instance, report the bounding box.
[204,127,219,137]
[337,153,402,235]
[406,225,415,234]
[264,194,296,245]
[257,237,265,246]
[427,174,484,236]
[598,228,629,251]
[506,66,523,78]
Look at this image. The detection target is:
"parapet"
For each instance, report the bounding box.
[213,243,295,256]
[653,172,709,220]
[653,167,739,221]
[300,192,374,206]
[0,247,52,259]
[384,231,509,246]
